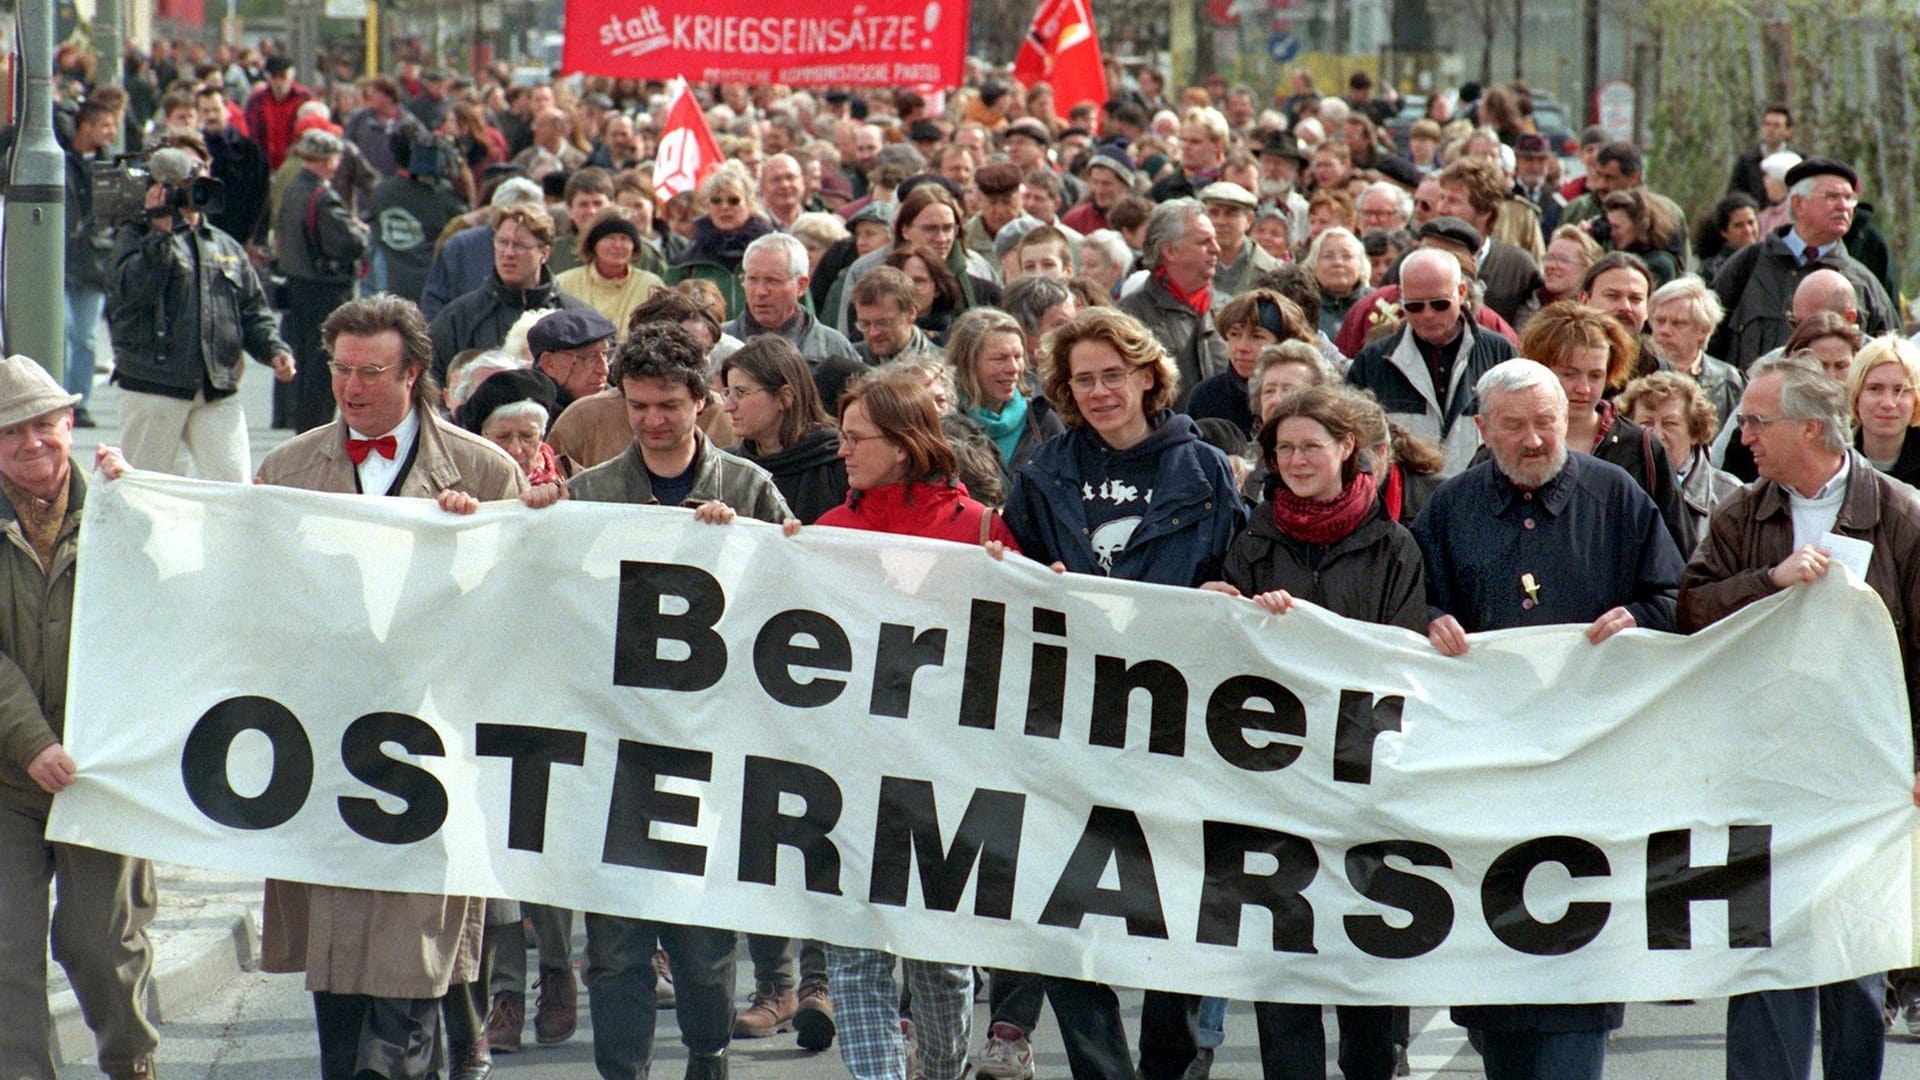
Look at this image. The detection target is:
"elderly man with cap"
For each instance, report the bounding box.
[277,126,370,433]
[1709,156,1896,371]
[1345,246,1517,475]
[252,293,531,1080]
[1062,146,1136,235]
[1254,129,1312,246]
[965,163,1039,274]
[108,145,295,480]
[0,359,159,1080]
[1002,117,1053,174]
[527,309,616,421]
[1199,180,1282,296]
[1511,134,1561,232]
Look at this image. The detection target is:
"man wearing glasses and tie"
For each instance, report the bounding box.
[1345,246,1517,476]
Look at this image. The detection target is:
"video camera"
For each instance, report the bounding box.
[93,147,225,229]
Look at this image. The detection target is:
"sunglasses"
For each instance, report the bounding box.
[1401,297,1455,314]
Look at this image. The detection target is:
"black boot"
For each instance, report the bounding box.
[684,1049,729,1080]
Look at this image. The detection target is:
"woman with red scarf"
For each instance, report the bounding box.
[1203,384,1422,1080]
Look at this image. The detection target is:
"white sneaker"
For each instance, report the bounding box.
[974,1026,1035,1080]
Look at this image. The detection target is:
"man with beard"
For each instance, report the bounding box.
[1413,358,1681,1080]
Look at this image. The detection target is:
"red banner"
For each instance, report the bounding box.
[562,0,970,88]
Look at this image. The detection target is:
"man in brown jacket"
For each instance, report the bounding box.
[253,294,530,1080]
[0,355,159,1080]
[1678,351,1920,1080]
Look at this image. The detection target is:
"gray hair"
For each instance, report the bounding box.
[449,349,530,411]
[1475,358,1569,413]
[1141,198,1208,272]
[1751,352,1852,454]
[1647,274,1725,332]
[1080,229,1132,274]
[1247,340,1331,412]
[1360,181,1413,223]
[1000,277,1075,338]
[1302,227,1371,290]
[477,397,551,435]
[744,232,810,278]
[489,177,544,209]
[789,211,850,251]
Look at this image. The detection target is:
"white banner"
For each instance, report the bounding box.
[48,473,1919,1006]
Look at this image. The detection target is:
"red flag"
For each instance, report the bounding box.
[1013,0,1108,113]
[653,79,723,205]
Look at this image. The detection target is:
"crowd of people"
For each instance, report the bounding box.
[6,33,1920,1080]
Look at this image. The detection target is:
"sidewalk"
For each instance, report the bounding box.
[50,343,294,1065]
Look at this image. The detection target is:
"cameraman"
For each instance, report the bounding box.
[106,146,294,482]
[276,128,369,433]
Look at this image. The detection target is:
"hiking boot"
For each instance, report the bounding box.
[485,991,524,1054]
[449,1039,492,1080]
[534,965,578,1045]
[684,1049,729,1079]
[793,979,836,1051]
[974,1022,1034,1079]
[653,949,676,1007]
[733,983,797,1037]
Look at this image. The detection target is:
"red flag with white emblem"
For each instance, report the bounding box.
[653,79,723,205]
[1013,0,1108,112]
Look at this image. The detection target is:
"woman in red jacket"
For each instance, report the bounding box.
[816,368,1020,550]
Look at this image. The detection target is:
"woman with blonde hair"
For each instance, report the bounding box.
[665,161,771,318]
[1848,335,1920,486]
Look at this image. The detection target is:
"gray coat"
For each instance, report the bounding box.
[1117,275,1229,409]
[569,434,792,524]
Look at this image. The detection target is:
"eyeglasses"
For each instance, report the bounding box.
[854,316,908,332]
[327,360,400,380]
[1271,440,1335,459]
[841,428,890,448]
[721,386,770,402]
[1737,413,1796,432]
[558,345,610,366]
[709,195,744,206]
[1068,368,1136,393]
[1401,296,1455,314]
[910,222,959,237]
[493,238,545,253]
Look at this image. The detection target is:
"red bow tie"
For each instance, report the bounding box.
[345,435,398,465]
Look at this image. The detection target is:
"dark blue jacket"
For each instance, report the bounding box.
[1414,451,1681,1036]
[1003,413,1247,588]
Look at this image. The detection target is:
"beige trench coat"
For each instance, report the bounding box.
[254,408,526,997]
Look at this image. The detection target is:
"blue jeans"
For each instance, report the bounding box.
[1477,1027,1606,1080]
[63,285,104,406]
[1724,976,1885,1080]
[1197,996,1227,1049]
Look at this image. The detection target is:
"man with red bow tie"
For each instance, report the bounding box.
[253,293,531,1080]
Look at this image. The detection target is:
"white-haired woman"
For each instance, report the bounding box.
[1647,274,1745,430]
[1304,227,1370,339]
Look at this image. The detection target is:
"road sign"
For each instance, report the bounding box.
[1268,31,1299,62]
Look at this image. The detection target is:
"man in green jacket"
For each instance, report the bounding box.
[0,354,159,1080]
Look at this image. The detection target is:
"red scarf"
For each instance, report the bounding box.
[1382,463,1406,522]
[1270,470,1379,545]
[1154,266,1212,317]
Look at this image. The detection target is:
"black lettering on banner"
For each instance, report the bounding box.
[1482,836,1612,955]
[337,712,449,845]
[1646,825,1773,950]
[613,562,727,692]
[1024,607,1068,739]
[753,609,852,708]
[870,623,949,718]
[602,741,711,876]
[869,778,1025,918]
[1205,675,1307,772]
[475,724,588,853]
[957,599,1006,729]
[181,695,313,830]
[738,756,844,894]
[1037,806,1169,938]
[1090,656,1187,755]
[1344,840,1455,958]
[1195,821,1318,952]
[1333,690,1403,784]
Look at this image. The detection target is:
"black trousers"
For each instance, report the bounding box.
[313,991,443,1080]
[1254,1002,1398,1080]
[987,969,1199,1080]
[284,278,353,433]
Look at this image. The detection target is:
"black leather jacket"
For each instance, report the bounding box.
[106,217,289,395]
